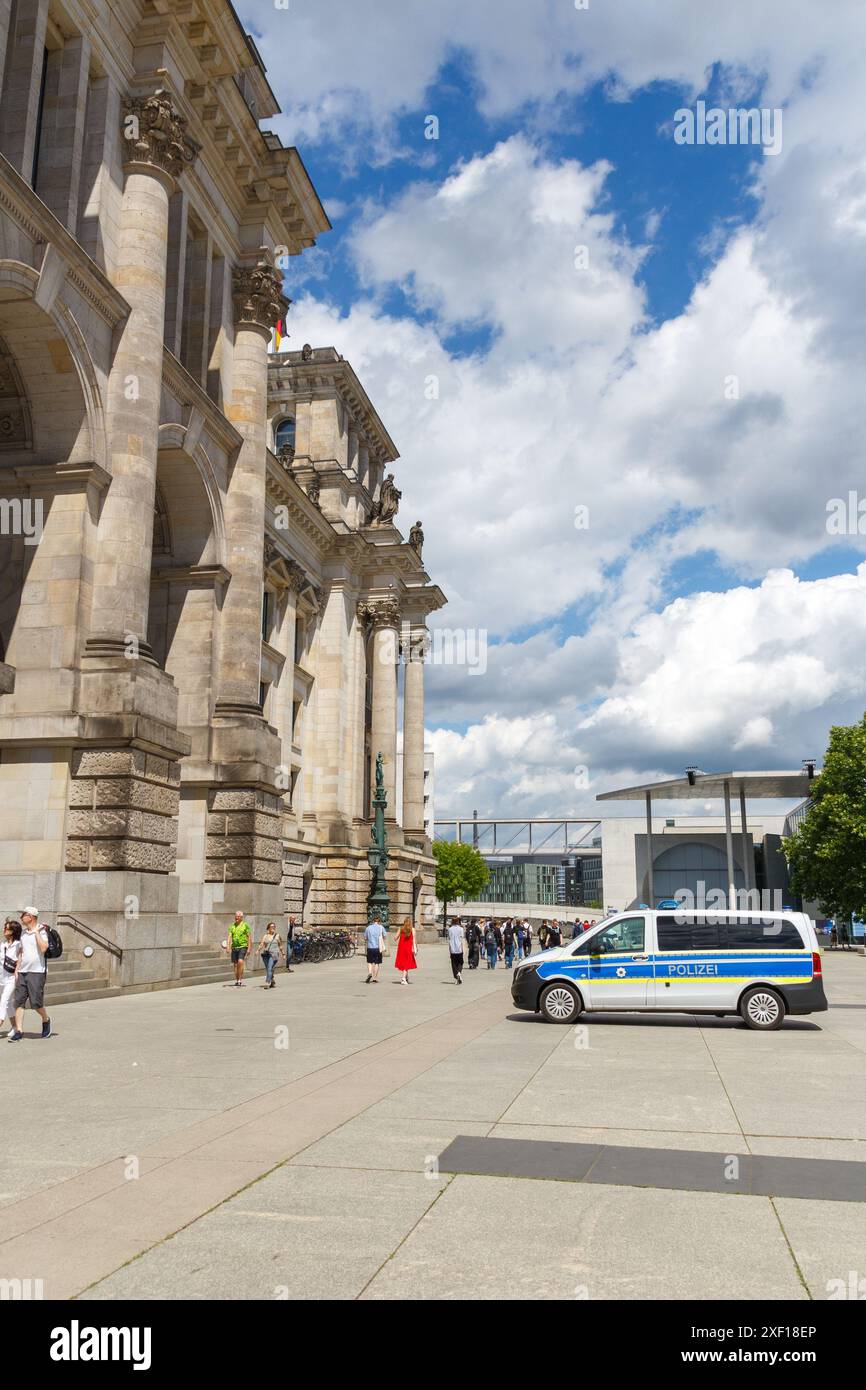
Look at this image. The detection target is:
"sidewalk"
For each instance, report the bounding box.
[1,951,863,1299]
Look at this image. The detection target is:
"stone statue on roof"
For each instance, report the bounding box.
[373,472,401,524]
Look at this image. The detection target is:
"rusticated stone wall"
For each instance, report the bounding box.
[66,748,181,872]
[205,786,283,883]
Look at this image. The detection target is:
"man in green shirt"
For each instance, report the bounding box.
[226,911,252,987]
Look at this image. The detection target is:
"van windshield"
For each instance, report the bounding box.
[574,917,645,954]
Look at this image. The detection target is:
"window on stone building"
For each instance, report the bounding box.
[261,588,272,642]
[30,46,49,189]
[294,615,306,664]
[275,417,295,456]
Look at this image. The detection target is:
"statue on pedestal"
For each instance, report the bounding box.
[367,751,391,927]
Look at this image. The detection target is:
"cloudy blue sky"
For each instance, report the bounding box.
[242,0,866,823]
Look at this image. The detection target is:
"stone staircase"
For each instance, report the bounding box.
[173,944,264,990]
[43,958,121,1007]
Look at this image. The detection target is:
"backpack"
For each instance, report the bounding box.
[44,926,63,961]
[485,928,497,949]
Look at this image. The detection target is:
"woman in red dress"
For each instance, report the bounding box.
[394,917,418,984]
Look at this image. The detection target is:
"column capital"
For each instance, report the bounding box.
[232,250,290,335]
[120,88,200,180]
[357,595,401,630]
[404,625,429,662]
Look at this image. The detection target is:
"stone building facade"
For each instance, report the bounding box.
[0,0,444,990]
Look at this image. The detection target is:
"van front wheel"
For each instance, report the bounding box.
[740,986,785,1031]
[540,984,582,1024]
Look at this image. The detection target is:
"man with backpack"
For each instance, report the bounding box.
[8,906,54,1042]
[484,919,502,969]
[502,919,516,969]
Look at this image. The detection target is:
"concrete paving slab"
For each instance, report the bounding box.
[774,1197,866,1299]
[82,1167,448,1301]
[289,1111,490,1174]
[501,1060,739,1132]
[361,1175,806,1301]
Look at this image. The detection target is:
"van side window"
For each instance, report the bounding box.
[657,916,720,951]
[588,917,645,954]
[722,919,805,950]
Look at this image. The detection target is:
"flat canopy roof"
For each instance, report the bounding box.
[597,771,817,802]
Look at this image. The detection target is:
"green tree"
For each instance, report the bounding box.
[433,840,489,926]
[785,714,866,921]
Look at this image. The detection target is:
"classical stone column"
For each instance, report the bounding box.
[87,89,198,656]
[215,251,288,713]
[359,597,400,816]
[69,90,196,886]
[402,627,427,835]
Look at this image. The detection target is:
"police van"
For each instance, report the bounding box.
[510,909,827,1030]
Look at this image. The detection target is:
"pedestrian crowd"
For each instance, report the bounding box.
[440,915,595,982]
[1,901,599,1037]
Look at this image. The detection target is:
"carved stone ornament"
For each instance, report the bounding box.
[232,251,290,333]
[357,596,401,630]
[284,558,306,593]
[307,477,320,506]
[121,89,200,178]
[277,442,295,468]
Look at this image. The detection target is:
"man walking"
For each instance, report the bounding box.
[446,918,466,984]
[226,910,252,986]
[484,919,502,969]
[285,914,297,972]
[502,919,516,969]
[364,912,387,984]
[8,907,51,1042]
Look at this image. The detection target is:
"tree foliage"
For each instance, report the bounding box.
[433,840,489,920]
[785,714,866,920]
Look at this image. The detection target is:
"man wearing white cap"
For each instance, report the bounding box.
[8,906,51,1042]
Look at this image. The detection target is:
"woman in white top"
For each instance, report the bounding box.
[0,919,22,1034]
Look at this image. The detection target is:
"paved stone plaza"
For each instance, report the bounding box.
[0,951,863,1300]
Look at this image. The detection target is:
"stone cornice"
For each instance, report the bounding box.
[0,154,129,329]
[13,460,111,493]
[161,352,243,457]
[266,453,334,552]
[151,564,230,589]
[399,584,448,620]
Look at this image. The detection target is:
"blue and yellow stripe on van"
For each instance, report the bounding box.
[535,951,814,985]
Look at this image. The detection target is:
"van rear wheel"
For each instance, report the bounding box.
[540,983,582,1024]
[740,986,785,1031]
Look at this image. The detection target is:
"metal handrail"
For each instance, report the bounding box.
[55,914,123,961]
